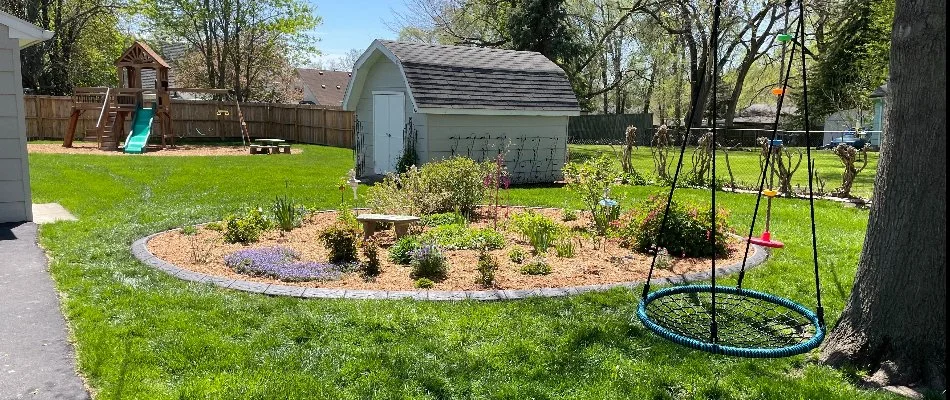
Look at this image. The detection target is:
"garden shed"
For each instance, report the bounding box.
[342,40,580,184]
[0,11,52,223]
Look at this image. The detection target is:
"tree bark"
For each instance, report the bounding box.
[819,0,945,392]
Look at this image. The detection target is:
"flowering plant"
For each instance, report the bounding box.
[224,247,343,282]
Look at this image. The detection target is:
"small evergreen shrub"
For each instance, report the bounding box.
[410,242,448,280]
[615,195,731,258]
[475,249,498,287]
[361,240,381,277]
[223,208,272,244]
[509,211,562,254]
[389,235,421,265]
[414,277,435,289]
[318,223,360,264]
[508,247,526,264]
[520,257,552,275]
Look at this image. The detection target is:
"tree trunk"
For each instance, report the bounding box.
[819,0,945,392]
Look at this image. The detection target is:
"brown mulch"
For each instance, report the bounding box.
[28,142,303,156]
[146,206,747,291]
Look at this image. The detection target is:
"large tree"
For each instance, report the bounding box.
[819,0,945,393]
[0,0,127,94]
[142,0,320,102]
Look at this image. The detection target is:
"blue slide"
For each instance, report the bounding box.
[123,104,156,154]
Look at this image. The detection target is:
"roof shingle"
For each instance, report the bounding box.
[377,40,579,112]
[296,69,351,106]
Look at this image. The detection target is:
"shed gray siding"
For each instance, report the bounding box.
[425,114,568,183]
[352,54,427,175]
[0,25,32,222]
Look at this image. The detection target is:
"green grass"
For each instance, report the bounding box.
[29,144,900,399]
[569,145,879,199]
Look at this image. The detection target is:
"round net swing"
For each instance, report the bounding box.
[636,0,826,358]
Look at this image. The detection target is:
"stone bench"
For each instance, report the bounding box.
[356,213,420,239]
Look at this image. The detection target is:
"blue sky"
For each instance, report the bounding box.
[310,0,408,66]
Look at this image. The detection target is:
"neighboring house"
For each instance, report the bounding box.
[296,68,351,107]
[342,40,580,183]
[0,11,53,223]
[733,103,798,127]
[822,108,877,147]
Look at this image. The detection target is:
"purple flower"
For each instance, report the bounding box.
[224,247,343,282]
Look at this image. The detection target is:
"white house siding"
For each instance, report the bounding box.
[353,54,427,175]
[0,25,32,222]
[425,114,568,183]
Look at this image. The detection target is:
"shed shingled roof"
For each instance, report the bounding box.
[376,40,580,112]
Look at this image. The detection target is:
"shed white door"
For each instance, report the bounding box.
[372,92,405,174]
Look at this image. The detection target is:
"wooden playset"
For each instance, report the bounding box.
[62,41,249,153]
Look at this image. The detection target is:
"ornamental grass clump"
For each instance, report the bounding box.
[271,194,304,232]
[410,241,448,280]
[224,247,342,282]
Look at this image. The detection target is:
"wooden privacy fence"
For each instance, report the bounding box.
[568,113,654,144]
[24,95,355,148]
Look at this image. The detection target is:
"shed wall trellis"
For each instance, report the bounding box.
[24,96,355,148]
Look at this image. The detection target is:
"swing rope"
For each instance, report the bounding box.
[737,0,801,287]
[636,0,826,357]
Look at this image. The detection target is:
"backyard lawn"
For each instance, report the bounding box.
[29,144,899,399]
[569,145,880,199]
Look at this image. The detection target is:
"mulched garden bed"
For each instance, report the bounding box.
[147,206,748,291]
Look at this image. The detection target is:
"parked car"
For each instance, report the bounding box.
[820,131,868,149]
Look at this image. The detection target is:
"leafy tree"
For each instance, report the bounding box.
[797,0,894,126]
[1,0,128,94]
[140,0,320,102]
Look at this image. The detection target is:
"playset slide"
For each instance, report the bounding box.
[123,104,156,154]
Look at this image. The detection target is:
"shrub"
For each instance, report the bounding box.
[561,208,578,222]
[410,241,448,280]
[414,277,435,289]
[223,208,272,244]
[421,212,467,227]
[337,206,361,231]
[361,240,381,277]
[554,236,576,258]
[615,195,731,258]
[180,225,198,235]
[475,249,498,287]
[520,257,551,275]
[421,224,505,250]
[389,235,421,264]
[318,223,360,264]
[367,156,493,215]
[271,194,304,232]
[509,211,562,254]
[508,247,526,264]
[224,247,342,282]
[562,155,623,235]
[204,221,223,231]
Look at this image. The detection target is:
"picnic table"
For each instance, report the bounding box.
[250,138,291,154]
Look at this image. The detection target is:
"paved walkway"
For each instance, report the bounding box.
[0,222,89,399]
